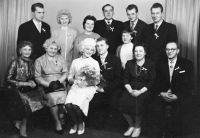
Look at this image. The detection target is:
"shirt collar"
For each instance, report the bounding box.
[154,20,163,29]
[105,19,113,24]
[168,57,177,66]
[130,18,138,26]
[33,18,41,26]
[100,51,108,58]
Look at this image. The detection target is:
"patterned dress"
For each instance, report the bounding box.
[4,57,44,120]
[35,54,68,107]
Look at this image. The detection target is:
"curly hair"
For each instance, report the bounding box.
[56,9,72,24]
[43,38,61,50]
[79,38,96,55]
[18,41,33,55]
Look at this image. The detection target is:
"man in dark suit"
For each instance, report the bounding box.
[88,37,122,129]
[17,2,51,60]
[143,3,178,62]
[93,4,123,55]
[123,4,147,45]
[153,42,194,137]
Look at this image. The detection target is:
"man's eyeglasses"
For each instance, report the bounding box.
[165,48,177,52]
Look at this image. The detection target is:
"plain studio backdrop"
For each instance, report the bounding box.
[31,0,165,34]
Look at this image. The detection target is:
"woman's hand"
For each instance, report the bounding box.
[130,90,142,97]
[28,80,36,88]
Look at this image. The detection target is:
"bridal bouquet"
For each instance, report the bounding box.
[75,65,100,88]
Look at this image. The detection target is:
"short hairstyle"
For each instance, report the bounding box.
[18,41,33,55]
[80,38,97,55]
[31,3,44,12]
[102,4,114,12]
[96,37,108,45]
[166,42,180,49]
[43,38,61,50]
[126,4,138,13]
[122,29,134,38]
[150,3,163,12]
[57,9,72,24]
[82,15,97,29]
[132,42,147,54]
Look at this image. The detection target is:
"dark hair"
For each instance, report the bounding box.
[150,3,163,12]
[96,37,108,45]
[122,29,134,38]
[132,42,147,53]
[31,3,44,12]
[166,42,180,49]
[102,4,114,12]
[18,41,33,55]
[126,4,138,13]
[82,15,97,29]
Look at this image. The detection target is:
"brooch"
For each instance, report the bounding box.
[154,33,159,39]
[110,27,114,32]
[42,28,46,32]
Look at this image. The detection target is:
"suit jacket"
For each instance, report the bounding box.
[123,19,147,44]
[94,53,123,94]
[93,19,123,55]
[17,19,51,60]
[154,57,194,107]
[143,20,177,62]
[51,27,77,69]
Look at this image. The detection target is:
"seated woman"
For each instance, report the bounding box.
[64,38,100,135]
[51,9,77,69]
[34,38,68,135]
[4,41,44,138]
[73,15,100,60]
[119,42,156,137]
[116,29,134,69]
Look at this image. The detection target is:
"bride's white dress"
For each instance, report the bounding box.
[65,57,100,116]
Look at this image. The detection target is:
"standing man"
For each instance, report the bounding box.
[143,3,177,62]
[153,42,194,137]
[89,37,122,129]
[17,2,51,60]
[123,4,147,45]
[93,4,123,55]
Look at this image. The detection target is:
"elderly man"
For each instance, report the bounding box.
[17,2,51,60]
[153,42,194,137]
[93,4,123,55]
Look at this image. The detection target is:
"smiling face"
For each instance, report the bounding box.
[127,8,138,22]
[60,15,69,27]
[33,7,44,22]
[96,40,108,55]
[21,45,32,58]
[166,43,179,60]
[151,7,163,24]
[82,45,95,58]
[103,6,114,20]
[134,46,146,61]
[46,45,58,57]
[122,32,133,44]
[84,19,94,32]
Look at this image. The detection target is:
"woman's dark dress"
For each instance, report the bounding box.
[119,58,156,115]
[4,57,44,120]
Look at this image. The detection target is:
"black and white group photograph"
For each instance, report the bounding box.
[0,0,200,138]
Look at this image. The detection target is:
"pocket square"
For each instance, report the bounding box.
[107,67,112,70]
[179,70,185,73]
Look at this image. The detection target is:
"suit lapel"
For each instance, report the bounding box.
[163,59,170,82]
[31,20,41,34]
[171,57,181,83]
[157,20,167,36]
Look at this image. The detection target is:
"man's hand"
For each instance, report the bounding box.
[160,92,178,102]
[97,87,104,93]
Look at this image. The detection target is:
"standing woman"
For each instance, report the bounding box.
[51,9,77,69]
[119,42,156,137]
[4,41,44,138]
[35,38,68,135]
[72,15,100,60]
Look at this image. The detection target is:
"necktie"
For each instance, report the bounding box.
[169,61,174,82]
[101,56,106,63]
[130,21,135,31]
[106,21,111,31]
[155,25,158,32]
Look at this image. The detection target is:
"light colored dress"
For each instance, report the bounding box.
[35,54,68,107]
[65,57,100,116]
[51,26,77,69]
[73,32,100,60]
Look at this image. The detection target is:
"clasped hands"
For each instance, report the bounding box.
[129,90,142,97]
[160,92,178,102]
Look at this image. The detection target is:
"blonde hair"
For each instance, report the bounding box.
[57,9,72,24]
[79,38,96,55]
[43,38,61,50]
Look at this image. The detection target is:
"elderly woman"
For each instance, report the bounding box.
[51,9,77,69]
[119,42,156,137]
[72,15,100,60]
[34,38,68,135]
[4,41,44,138]
[65,38,100,135]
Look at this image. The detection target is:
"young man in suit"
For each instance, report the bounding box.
[153,42,194,137]
[17,3,51,60]
[143,3,178,62]
[88,37,122,129]
[123,4,147,45]
[93,4,123,55]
